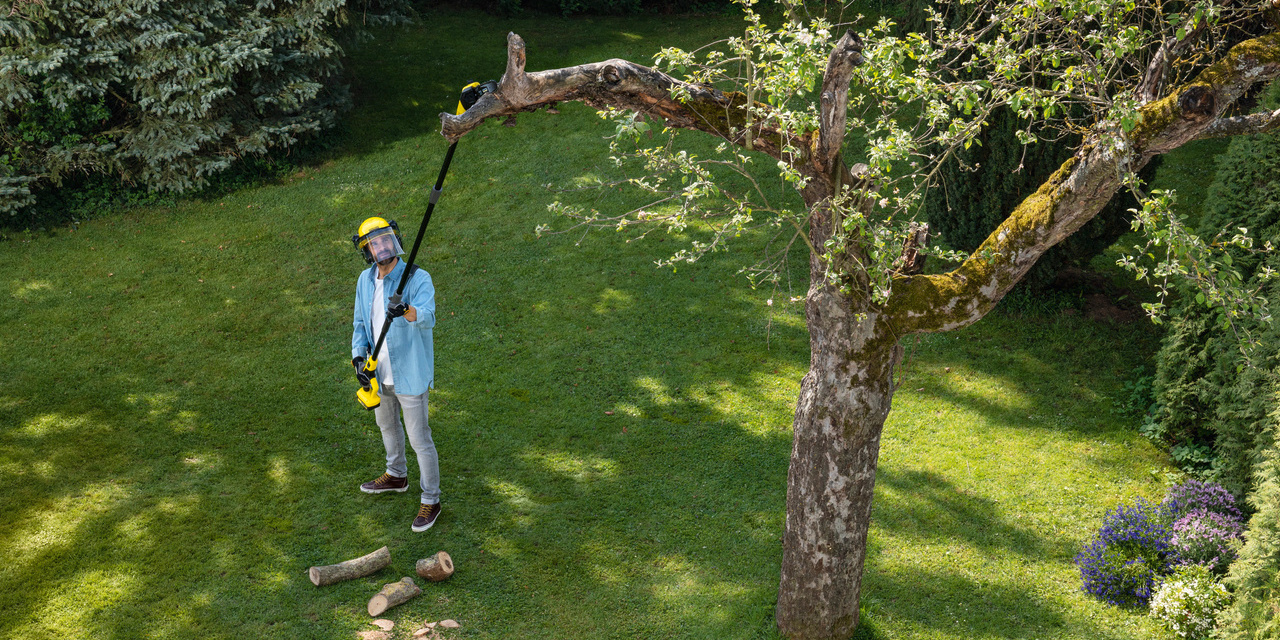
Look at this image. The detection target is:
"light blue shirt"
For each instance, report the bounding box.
[352,259,436,395]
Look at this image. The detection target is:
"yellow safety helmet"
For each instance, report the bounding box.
[352,216,404,265]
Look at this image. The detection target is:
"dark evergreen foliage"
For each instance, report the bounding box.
[0,0,410,226]
[1148,106,1280,496]
[1220,419,1280,640]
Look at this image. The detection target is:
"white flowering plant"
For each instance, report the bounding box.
[1148,564,1232,639]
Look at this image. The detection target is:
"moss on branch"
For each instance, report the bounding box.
[883,156,1078,333]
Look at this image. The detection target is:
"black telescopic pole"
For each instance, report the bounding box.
[367,140,459,362]
[395,140,458,297]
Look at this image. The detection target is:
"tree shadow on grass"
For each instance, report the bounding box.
[862,469,1139,639]
[873,468,1078,561]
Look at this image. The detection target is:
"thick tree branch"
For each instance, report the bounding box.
[440,32,803,168]
[1197,107,1280,138]
[885,31,1280,335]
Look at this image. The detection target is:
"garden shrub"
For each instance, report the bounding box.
[0,0,412,229]
[1171,510,1244,574]
[1077,497,1177,607]
[1078,480,1243,611]
[1218,420,1280,640]
[1165,478,1246,523]
[1149,563,1232,640]
[1147,83,1280,493]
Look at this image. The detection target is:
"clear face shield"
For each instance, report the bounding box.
[358,227,404,265]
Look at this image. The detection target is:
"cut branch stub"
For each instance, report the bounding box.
[815,30,864,176]
[367,577,421,617]
[1177,85,1217,121]
[308,546,391,587]
[895,222,929,277]
[415,551,455,582]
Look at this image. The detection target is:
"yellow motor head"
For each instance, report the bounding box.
[457,81,498,115]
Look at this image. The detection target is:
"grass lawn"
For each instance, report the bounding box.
[0,7,1202,639]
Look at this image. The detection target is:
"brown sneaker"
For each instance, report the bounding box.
[360,473,408,494]
[412,502,441,532]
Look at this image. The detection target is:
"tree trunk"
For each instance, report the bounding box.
[776,279,902,639]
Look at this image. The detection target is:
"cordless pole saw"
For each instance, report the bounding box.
[355,81,497,410]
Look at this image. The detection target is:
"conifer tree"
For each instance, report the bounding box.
[1149,98,1280,495]
[0,0,409,221]
[1219,417,1280,639]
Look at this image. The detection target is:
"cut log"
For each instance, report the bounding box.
[368,577,421,616]
[415,551,454,582]
[309,546,391,587]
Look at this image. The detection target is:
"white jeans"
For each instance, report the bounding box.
[374,384,439,505]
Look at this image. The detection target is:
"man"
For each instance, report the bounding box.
[350,216,441,532]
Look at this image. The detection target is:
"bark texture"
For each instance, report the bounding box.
[309,546,391,587]
[438,28,1280,640]
[367,577,421,616]
[777,286,902,638]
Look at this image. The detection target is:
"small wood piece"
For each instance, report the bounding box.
[415,551,455,582]
[368,577,421,616]
[309,546,391,587]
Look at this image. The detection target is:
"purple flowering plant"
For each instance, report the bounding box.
[1170,509,1244,573]
[1076,497,1177,607]
[1162,479,1243,522]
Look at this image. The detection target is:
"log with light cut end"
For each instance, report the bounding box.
[415,551,454,582]
[308,546,391,586]
[368,577,421,616]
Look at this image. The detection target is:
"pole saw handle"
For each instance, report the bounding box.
[357,358,380,410]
